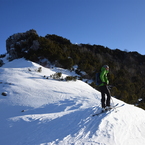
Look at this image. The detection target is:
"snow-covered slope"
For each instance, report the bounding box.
[0,58,145,145]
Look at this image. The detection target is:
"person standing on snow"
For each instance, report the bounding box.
[99,65,111,111]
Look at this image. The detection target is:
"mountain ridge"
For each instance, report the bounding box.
[1,29,145,109]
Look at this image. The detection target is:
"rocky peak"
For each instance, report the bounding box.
[6,29,39,60]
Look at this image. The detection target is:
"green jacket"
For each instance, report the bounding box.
[99,66,109,86]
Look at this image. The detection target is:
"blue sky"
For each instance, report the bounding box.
[0,0,145,55]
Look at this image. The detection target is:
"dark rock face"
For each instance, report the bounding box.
[6,29,40,60]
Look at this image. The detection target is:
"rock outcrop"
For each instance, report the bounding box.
[6,29,40,60]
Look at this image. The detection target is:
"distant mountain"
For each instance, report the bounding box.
[1,29,145,109]
[0,58,145,145]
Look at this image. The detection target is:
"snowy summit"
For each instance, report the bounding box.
[0,57,145,145]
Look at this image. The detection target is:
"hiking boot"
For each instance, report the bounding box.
[105,106,112,111]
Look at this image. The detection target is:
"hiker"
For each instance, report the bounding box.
[99,65,111,111]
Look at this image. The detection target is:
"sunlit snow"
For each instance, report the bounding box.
[0,57,145,145]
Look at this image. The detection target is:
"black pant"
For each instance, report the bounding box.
[99,85,111,108]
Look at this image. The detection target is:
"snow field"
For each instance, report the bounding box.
[0,58,145,145]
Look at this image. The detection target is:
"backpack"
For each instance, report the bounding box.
[95,72,102,86]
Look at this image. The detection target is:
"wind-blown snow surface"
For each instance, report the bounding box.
[0,58,145,145]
